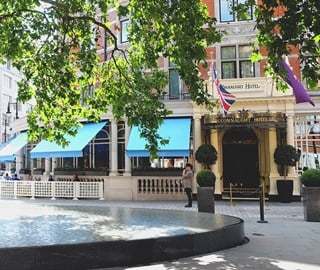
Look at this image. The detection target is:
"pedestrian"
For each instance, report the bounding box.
[182,163,193,207]
[48,175,54,181]
[11,174,20,180]
[73,174,79,181]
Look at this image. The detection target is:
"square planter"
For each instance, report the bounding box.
[197,187,215,213]
[302,186,320,222]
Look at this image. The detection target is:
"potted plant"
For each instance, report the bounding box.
[33,168,45,175]
[195,144,218,213]
[300,168,320,222]
[19,168,31,175]
[274,144,300,203]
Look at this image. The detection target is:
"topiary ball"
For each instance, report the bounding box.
[196,170,216,187]
[301,169,320,187]
[195,144,218,166]
[274,144,300,166]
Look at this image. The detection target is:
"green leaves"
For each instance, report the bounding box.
[0,0,222,157]
[254,0,320,87]
[195,144,218,169]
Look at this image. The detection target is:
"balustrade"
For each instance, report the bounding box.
[135,176,185,200]
[0,180,104,200]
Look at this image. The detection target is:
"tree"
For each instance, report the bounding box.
[238,0,320,90]
[0,0,222,158]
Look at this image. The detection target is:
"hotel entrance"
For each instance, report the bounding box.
[222,127,260,195]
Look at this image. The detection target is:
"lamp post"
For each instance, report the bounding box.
[3,116,9,143]
[7,101,19,119]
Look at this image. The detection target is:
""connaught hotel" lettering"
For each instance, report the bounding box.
[224,83,262,90]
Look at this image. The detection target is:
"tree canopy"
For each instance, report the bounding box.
[0,0,222,157]
[0,0,319,157]
[247,0,320,90]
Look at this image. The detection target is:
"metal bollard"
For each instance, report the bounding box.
[229,183,233,207]
[257,184,268,223]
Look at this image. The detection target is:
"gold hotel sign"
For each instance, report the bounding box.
[204,110,287,129]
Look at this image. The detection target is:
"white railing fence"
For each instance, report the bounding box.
[134,177,185,200]
[0,180,104,200]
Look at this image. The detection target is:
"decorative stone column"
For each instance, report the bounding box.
[124,120,131,176]
[45,158,51,174]
[210,128,221,195]
[109,119,118,176]
[193,115,202,192]
[286,114,295,175]
[268,126,279,195]
[193,115,202,172]
[15,148,23,174]
[286,114,300,195]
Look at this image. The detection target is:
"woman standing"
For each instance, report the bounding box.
[182,163,193,207]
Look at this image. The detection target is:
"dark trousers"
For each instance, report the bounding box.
[184,188,192,206]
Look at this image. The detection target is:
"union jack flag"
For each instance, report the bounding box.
[212,63,236,116]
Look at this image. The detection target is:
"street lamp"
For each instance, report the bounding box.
[6,101,19,119]
[3,115,9,143]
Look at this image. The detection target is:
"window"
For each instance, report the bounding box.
[169,61,180,98]
[120,19,129,43]
[295,114,320,172]
[81,84,94,105]
[221,45,254,79]
[93,125,110,169]
[3,75,12,89]
[219,0,253,23]
[6,60,11,70]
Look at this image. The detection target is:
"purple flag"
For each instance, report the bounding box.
[278,60,315,106]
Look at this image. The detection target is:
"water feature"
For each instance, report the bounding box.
[0,200,245,269]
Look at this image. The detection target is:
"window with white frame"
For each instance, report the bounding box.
[120,18,129,43]
[295,114,320,172]
[3,74,12,89]
[219,0,253,23]
[168,61,180,98]
[221,45,255,79]
[6,60,12,70]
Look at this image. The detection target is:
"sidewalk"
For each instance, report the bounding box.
[100,200,320,270]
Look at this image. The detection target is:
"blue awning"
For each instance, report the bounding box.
[30,121,107,158]
[0,132,28,162]
[126,118,191,157]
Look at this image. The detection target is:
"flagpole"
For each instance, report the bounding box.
[211,53,237,116]
[211,51,223,115]
[210,51,215,100]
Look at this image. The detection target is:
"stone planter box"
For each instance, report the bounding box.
[302,186,320,222]
[197,187,215,213]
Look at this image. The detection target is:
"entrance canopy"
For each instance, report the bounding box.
[30,121,107,158]
[126,118,191,157]
[0,132,28,162]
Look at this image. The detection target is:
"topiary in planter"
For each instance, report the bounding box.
[300,168,320,222]
[274,144,300,179]
[274,144,300,203]
[196,169,216,187]
[195,144,218,213]
[301,169,320,187]
[195,144,218,169]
